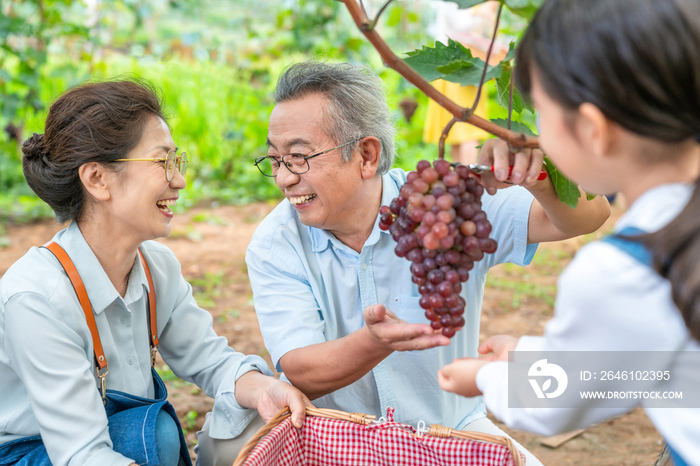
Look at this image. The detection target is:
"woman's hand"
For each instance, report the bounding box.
[235,371,313,428]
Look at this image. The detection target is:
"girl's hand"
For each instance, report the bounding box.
[235,371,314,428]
[475,139,547,194]
[438,358,489,398]
[438,335,519,398]
[478,335,519,361]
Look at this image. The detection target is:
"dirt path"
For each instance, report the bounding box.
[0,201,664,465]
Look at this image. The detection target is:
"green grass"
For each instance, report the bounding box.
[485,275,557,309]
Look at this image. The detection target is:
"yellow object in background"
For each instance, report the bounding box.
[422,79,491,145]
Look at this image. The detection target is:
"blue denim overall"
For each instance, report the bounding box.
[0,243,191,466]
[602,227,688,466]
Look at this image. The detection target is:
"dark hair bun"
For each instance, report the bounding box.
[22,133,48,162]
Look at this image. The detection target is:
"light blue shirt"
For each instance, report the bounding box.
[246,168,537,430]
[0,222,271,466]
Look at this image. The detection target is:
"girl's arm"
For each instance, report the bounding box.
[440,241,687,435]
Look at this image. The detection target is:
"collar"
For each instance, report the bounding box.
[55,222,149,314]
[309,172,402,253]
[614,183,693,234]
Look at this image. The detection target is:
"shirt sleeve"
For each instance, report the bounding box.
[245,245,326,372]
[157,273,272,439]
[480,186,538,269]
[4,293,134,466]
[475,242,686,435]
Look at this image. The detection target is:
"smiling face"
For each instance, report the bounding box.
[267,93,370,232]
[107,115,186,241]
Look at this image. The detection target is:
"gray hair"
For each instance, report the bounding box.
[273,61,396,175]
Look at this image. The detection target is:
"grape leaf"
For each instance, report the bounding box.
[488,119,583,208]
[489,118,536,137]
[405,39,502,87]
[494,43,533,114]
[495,64,533,114]
[404,39,474,82]
[544,156,582,208]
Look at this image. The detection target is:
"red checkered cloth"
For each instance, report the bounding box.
[243,408,525,466]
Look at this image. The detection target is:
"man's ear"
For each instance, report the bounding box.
[358,136,382,179]
[578,103,614,160]
[78,162,112,202]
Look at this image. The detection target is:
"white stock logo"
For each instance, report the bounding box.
[528,359,568,399]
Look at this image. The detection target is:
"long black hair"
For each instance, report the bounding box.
[515,0,700,342]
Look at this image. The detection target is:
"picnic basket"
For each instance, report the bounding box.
[233,406,525,466]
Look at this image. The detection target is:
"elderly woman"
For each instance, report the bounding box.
[0,80,310,466]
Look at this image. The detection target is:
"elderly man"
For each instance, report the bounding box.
[243,61,610,464]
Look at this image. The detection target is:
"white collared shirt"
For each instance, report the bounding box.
[0,222,270,466]
[476,183,700,464]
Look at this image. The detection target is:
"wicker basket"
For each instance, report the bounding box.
[233,407,524,466]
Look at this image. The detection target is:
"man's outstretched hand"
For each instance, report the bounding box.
[363,303,451,352]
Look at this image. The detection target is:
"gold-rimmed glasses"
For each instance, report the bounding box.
[116,150,188,181]
[254,138,363,178]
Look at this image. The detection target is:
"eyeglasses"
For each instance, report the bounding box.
[254,138,362,178]
[115,150,188,182]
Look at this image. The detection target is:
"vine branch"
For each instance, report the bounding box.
[438,117,458,160]
[341,0,538,150]
[370,0,395,30]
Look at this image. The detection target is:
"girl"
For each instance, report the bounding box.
[0,80,310,466]
[438,0,700,464]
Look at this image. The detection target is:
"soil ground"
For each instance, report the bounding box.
[0,200,665,465]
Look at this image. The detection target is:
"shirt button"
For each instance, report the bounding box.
[362,263,367,270]
[127,357,134,365]
[120,317,128,324]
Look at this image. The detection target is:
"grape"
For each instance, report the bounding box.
[427,269,444,284]
[460,220,476,236]
[432,222,448,239]
[421,194,436,209]
[445,294,459,307]
[413,179,429,194]
[437,281,453,297]
[439,315,452,327]
[417,160,431,173]
[439,236,455,249]
[436,194,454,210]
[377,159,499,338]
[423,233,439,250]
[422,168,439,184]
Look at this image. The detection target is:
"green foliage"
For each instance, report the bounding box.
[404,39,502,85]
[440,0,545,19]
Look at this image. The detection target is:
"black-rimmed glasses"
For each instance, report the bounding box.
[254,138,362,178]
[115,150,188,182]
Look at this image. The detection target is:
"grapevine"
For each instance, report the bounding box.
[380,159,497,338]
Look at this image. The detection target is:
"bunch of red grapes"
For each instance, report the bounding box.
[379,159,497,338]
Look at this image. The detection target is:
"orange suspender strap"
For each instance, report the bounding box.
[42,241,158,402]
[137,249,159,365]
[43,241,109,403]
